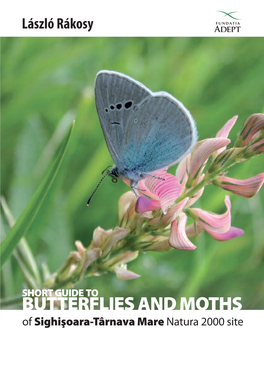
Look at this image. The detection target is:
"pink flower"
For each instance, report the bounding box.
[148,198,189,229]
[215,173,264,198]
[136,170,182,214]
[188,138,230,179]
[239,113,264,146]
[188,195,244,241]
[134,170,194,249]
[191,195,232,233]
[169,213,196,250]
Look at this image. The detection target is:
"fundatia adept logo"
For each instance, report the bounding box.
[214,11,241,33]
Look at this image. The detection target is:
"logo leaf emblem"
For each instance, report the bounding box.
[217,11,240,20]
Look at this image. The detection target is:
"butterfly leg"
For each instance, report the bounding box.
[130,180,139,197]
[130,180,147,197]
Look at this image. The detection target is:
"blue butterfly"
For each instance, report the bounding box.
[87,70,197,205]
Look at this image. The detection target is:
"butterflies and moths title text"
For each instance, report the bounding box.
[22,288,242,311]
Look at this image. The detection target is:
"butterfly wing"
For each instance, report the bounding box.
[120,92,197,173]
[95,70,151,167]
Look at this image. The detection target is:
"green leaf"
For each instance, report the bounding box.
[0,121,75,267]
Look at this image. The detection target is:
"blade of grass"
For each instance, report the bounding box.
[1,196,41,286]
[0,214,14,297]
[0,294,23,309]
[0,120,75,267]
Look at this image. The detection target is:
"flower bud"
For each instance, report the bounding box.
[101,227,130,255]
[238,113,264,147]
[214,173,264,198]
[114,266,141,280]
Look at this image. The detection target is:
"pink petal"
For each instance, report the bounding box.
[217,173,264,198]
[75,240,86,255]
[189,138,230,178]
[93,227,113,247]
[249,138,264,154]
[176,154,191,182]
[169,214,196,250]
[114,267,141,280]
[204,226,244,241]
[137,179,159,199]
[136,196,161,213]
[143,171,182,214]
[216,116,238,138]
[123,177,160,199]
[149,197,189,228]
[118,191,137,222]
[191,195,231,233]
[215,116,238,155]
[137,168,170,199]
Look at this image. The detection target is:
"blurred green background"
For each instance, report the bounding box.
[1,37,264,309]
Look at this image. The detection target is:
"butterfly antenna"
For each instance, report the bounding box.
[87,172,109,206]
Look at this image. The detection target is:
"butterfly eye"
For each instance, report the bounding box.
[124,100,133,109]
